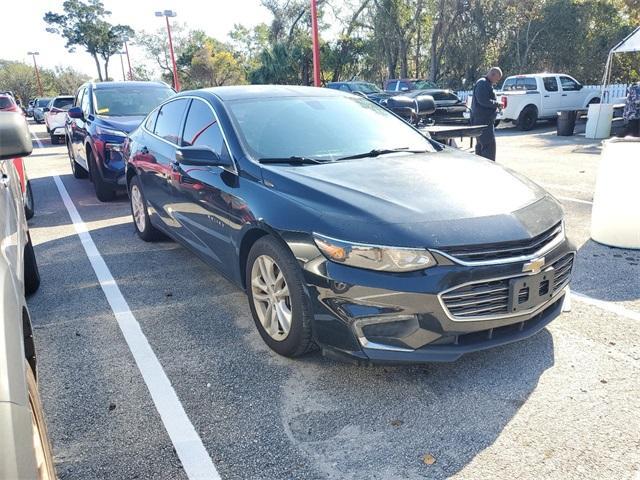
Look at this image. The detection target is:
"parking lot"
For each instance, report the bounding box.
[24,120,639,480]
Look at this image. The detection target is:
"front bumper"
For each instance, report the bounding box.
[303,240,575,364]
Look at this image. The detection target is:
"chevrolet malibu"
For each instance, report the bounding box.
[123,86,575,363]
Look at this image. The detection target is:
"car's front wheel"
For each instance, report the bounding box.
[24,233,40,296]
[88,149,115,202]
[246,236,315,357]
[129,175,162,241]
[24,179,35,220]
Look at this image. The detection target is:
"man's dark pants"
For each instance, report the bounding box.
[474,122,496,161]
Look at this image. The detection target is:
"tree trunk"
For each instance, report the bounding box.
[92,54,103,82]
[399,39,409,78]
[104,58,110,81]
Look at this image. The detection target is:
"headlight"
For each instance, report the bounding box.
[313,233,436,272]
[95,125,127,138]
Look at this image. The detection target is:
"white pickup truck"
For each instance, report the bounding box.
[497,73,600,130]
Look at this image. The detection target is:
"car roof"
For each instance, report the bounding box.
[180,85,350,102]
[88,81,171,90]
[506,73,566,78]
[54,95,74,99]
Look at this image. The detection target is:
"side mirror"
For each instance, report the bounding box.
[175,146,233,168]
[43,107,50,112]
[0,112,33,160]
[414,94,436,115]
[68,107,83,119]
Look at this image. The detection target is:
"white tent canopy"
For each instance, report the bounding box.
[601,26,640,102]
[612,26,640,54]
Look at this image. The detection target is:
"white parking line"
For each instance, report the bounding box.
[572,292,640,322]
[30,129,44,149]
[52,175,221,480]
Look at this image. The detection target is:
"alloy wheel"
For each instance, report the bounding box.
[250,254,292,341]
[130,184,146,232]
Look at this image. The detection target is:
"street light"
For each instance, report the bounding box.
[155,10,180,91]
[118,51,127,81]
[27,51,43,97]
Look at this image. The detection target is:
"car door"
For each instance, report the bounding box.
[559,75,582,110]
[540,76,563,116]
[137,98,190,237]
[0,160,20,282]
[73,87,93,169]
[169,97,240,275]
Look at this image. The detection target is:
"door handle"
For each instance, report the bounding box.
[544,95,550,98]
[561,94,567,96]
[0,173,10,188]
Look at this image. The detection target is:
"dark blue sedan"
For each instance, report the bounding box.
[66,81,174,201]
[123,86,574,364]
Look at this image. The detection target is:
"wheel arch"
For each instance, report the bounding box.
[22,307,36,376]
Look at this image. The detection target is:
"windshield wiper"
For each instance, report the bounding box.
[258,156,327,165]
[338,147,429,161]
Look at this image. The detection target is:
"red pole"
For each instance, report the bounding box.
[310,0,321,87]
[31,55,43,97]
[165,16,180,91]
[124,41,133,80]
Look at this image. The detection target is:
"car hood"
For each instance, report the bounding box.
[261,148,563,248]
[96,115,146,133]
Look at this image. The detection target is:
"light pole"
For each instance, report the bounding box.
[155,10,180,91]
[310,0,321,87]
[123,39,134,80]
[27,51,43,97]
[118,51,127,81]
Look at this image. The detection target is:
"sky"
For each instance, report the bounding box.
[1,0,274,78]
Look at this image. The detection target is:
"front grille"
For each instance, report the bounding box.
[441,253,574,320]
[438,222,563,262]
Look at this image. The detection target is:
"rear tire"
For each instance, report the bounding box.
[24,233,40,296]
[26,361,57,480]
[24,180,35,220]
[88,149,115,202]
[49,134,58,145]
[129,175,162,241]
[246,235,316,358]
[517,106,538,131]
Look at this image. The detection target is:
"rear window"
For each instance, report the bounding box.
[53,97,74,110]
[0,96,15,109]
[37,98,52,107]
[502,77,537,91]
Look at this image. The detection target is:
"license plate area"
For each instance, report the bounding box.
[508,268,556,314]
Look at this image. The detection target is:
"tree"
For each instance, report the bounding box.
[52,66,90,94]
[44,0,133,81]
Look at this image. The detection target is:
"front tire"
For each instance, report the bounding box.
[129,175,162,241]
[517,106,538,131]
[26,361,57,480]
[88,149,115,202]
[24,233,40,296]
[49,134,58,145]
[246,236,316,357]
[24,180,35,220]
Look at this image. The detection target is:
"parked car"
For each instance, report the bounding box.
[44,95,74,145]
[384,79,438,92]
[66,81,175,201]
[327,81,394,104]
[32,98,52,124]
[26,100,35,118]
[0,94,24,115]
[0,112,55,479]
[124,86,575,364]
[497,73,601,130]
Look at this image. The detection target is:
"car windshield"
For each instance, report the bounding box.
[226,95,435,162]
[52,97,74,110]
[37,98,52,107]
[93,86,174,116]
[353,83,382,94]
[414,80,438,89]
[0,96,15,109]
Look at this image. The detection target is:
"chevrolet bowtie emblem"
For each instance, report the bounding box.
[523,257,545,274]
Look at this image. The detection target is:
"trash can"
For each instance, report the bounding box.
[591,137,640,249]
[557,110,577,136]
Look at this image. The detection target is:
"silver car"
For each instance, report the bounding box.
[0,112,56,479]
[31,98,52,124]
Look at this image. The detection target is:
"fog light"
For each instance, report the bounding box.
[353,314,417,350]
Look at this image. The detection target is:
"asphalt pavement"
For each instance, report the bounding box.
[24,121,639,480]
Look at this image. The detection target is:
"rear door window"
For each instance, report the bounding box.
[153,98,189,144]
[502,77,537,91]
[81,90,91,116]
[543,77,559,92]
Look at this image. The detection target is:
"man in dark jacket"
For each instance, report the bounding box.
[471,67,503,160]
